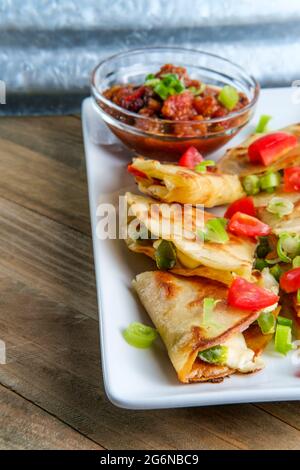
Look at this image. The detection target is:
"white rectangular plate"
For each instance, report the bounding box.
[82,88,300,409]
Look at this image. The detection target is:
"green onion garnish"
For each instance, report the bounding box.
[256,236,271,258]
[297,289,300,304]
[123,322,158,349]
[202,297,220,327]
[188,83,206,96]
[155,240,177,270]
[277,316,293,328]
[194,160,216,173]
[149,73,186,99]
[242,174,261,196]
[258,311,276,335]
[292,256,300,268]
[145,77,161,87]
[154,82,170,100]
[277,233,300,263]
[218,85,239,111]
[198,345,228,365]
[255,258,269,271]
[255,114,272,133]
[270,264,283,281]
[199,218,229,244]
[160,73,178,86]
[267,197,294,218]
[275,324,293,355]
[259,171,281,193]
[145,73,155,81]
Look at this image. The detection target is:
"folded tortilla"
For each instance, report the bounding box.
[254,190,300,235]
[133,271,263,383]
[126,192,257,285]
[129,157,245,207]
[218,124,300,176]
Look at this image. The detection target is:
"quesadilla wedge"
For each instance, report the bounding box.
[128,157,245,207]
[125,192,257,285]
[253,190,300,235]
[132,271,263,383]
[218,124,300,177]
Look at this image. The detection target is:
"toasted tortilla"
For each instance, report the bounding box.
[129,157,245,207]
[126,192,257,285]
[218,124,300,176]
[254,190,300,235]
[133,271,261,383]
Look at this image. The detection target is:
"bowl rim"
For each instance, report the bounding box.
[91,46,260,126]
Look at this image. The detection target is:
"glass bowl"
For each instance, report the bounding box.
[91,47,260,160]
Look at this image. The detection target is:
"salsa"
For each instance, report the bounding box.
[103,63,249,138]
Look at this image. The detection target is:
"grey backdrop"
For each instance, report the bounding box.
[1,0,300,114]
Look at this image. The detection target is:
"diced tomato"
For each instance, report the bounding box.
[224,196,256,219]
[280,268,300,293]
[228,277,279,311]
[248,132,298,166]
[127,164,147,179]
[228,212,271,238]
[178,146,204,169]
[161,91,195,121]
[284,167,300,192]
[120,86,146,112]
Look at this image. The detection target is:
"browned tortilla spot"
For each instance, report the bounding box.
[154,271,182,299]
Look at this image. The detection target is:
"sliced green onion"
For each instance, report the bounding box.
[145,73,155,81]
[155,240,177,270]
[199,218,229,244]
[277,233,300,263]
[242,174,261,196]
[255,114,272,133]
[255,258,269,271]
[293,256,300,268]
[161,73,178,86]
[265,257,281,265]
[151,73,186,99]
[123,322,158,349]
[188,83,206,96]
[145,78,161,87]
[173,82,185,93]
[194,160,216,173]
[256,237,271,258]
[259,171,281,193]
[275,324,293,355]
[218,85,239,111]
[269,264,283,281]
[258,311,276,335]
[203,297,220,325]
[198,345,228,365]
[277,316,293,328]
[297,289,300,304]
[154,82,169,100]
[267,197,294,218]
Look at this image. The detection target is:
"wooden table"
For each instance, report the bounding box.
[0,115,300,450]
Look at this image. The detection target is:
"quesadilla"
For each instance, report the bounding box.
[253,190,300,235]
[125,192,257,285]
[128,157,245,207]
[132,271,263,383]
[218,124,300,177]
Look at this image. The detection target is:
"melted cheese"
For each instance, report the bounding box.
[221,333,264,373]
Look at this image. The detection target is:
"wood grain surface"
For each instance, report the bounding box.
[0,115,299,450]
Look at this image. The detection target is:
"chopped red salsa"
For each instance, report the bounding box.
[103,64,249,138]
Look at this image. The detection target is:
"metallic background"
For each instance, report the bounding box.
[1,0,300,114]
